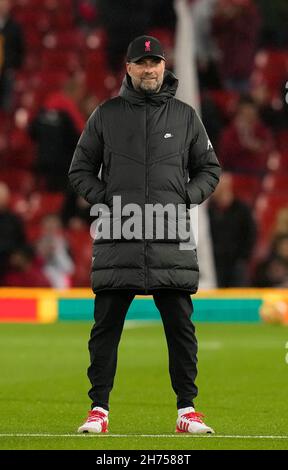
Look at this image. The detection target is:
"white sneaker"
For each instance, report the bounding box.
[176,407,214,434]
[78,407,109,433]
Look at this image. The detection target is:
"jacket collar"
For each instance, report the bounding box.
[119,69,178,106]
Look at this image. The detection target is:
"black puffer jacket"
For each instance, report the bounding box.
[69,70,221,294]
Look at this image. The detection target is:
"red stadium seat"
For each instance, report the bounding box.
[277,152,288,172]
[262,173,288,194]
[25,222,42,243]
[147,28,174,49]
[42,30,86,51]
[85,28,108,50]
[66,229,92,286]
[36,70,69,92]
[8,128,36,169]
[206,90,239,120]
[84,50,110,96]
[254,193,288,258]
[26,192,65,223]
[266,151,288,174]
[9,192,28,216]
[232,174,262,205]
[255,193,288,234]
[275,131,288,154]
[0,169,35,194]
[41,50,81,73]
[252,50,288,97]
[14,9,52,34]
[22,30,42,51]
[51,10,74,30]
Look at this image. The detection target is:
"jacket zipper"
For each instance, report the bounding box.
[144,104,148,294]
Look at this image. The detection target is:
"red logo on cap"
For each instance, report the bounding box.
[145,41,151,52]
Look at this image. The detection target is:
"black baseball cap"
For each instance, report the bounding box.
[126,35,165,63]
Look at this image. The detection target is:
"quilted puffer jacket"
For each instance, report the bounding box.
[68,70,221,294]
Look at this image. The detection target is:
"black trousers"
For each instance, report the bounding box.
[87,289,198,411]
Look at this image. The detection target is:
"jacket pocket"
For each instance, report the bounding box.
[103,151,112,204]
[106,152,112,179]
[179,152,187,200]
[181,151,185,177]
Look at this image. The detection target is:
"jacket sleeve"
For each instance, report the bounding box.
[185,110,221,205]
[68,106,106,205]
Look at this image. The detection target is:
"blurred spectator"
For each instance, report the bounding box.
[73,0,99,31]
[0,0,25,111]
[212,0,261,92]
[151,0,176,29]
[272,208,288,239]
[208,173,257,286]
[253,234,288,287]
[29,73,86,191]
[80,94,100,119]
[192,0,222,90]
[97,0,154,72]
[2,245,51,287]
[0,182,26,283]
[256,0,288,47]
[201,92,225,147]
[61,186,91,229]
[36,214,74,288]
[251,82,288,131]
[218,96,274,174]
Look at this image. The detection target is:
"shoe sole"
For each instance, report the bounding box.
[81,430,109,434]
[78,426,109,434]
[175,426,214,434]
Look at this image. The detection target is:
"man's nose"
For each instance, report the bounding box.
[143,62,156,72]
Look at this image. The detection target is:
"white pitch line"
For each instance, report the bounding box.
[0,434,288,439]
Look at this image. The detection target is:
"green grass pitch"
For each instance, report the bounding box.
[0,321,288,450]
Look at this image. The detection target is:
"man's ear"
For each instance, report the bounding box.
[126,62,132,76]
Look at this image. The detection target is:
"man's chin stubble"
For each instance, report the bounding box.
[132,77,162,94]
[139,82,162,94]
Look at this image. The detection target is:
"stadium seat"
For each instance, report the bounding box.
[85,28,108,50]
[14,10,52,34]
[147,28,174,49]
[265,151,288,174]
[9,192,27,214]
[25,192,65,223]
[25,222,42,242]
[22,30,42,51]
[275,130,288,154]
[232,174,262,205]
[206,90,239,120]
[252,50,288,96]
[255,193,288,235]
[262,173,288,193]
[51,10,74,30]
[42,30,86,51]
[66,229,92,286]
[43,0,73,11]
[36,70,70,92]
[41,50,81,73]
[84,50,110,96]
[0,169,35,194]
[8,128,36,169]
[253,193,288,259]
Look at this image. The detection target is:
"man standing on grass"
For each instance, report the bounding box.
[69,35,221,434]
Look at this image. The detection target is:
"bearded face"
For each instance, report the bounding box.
[127,57,165,94]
